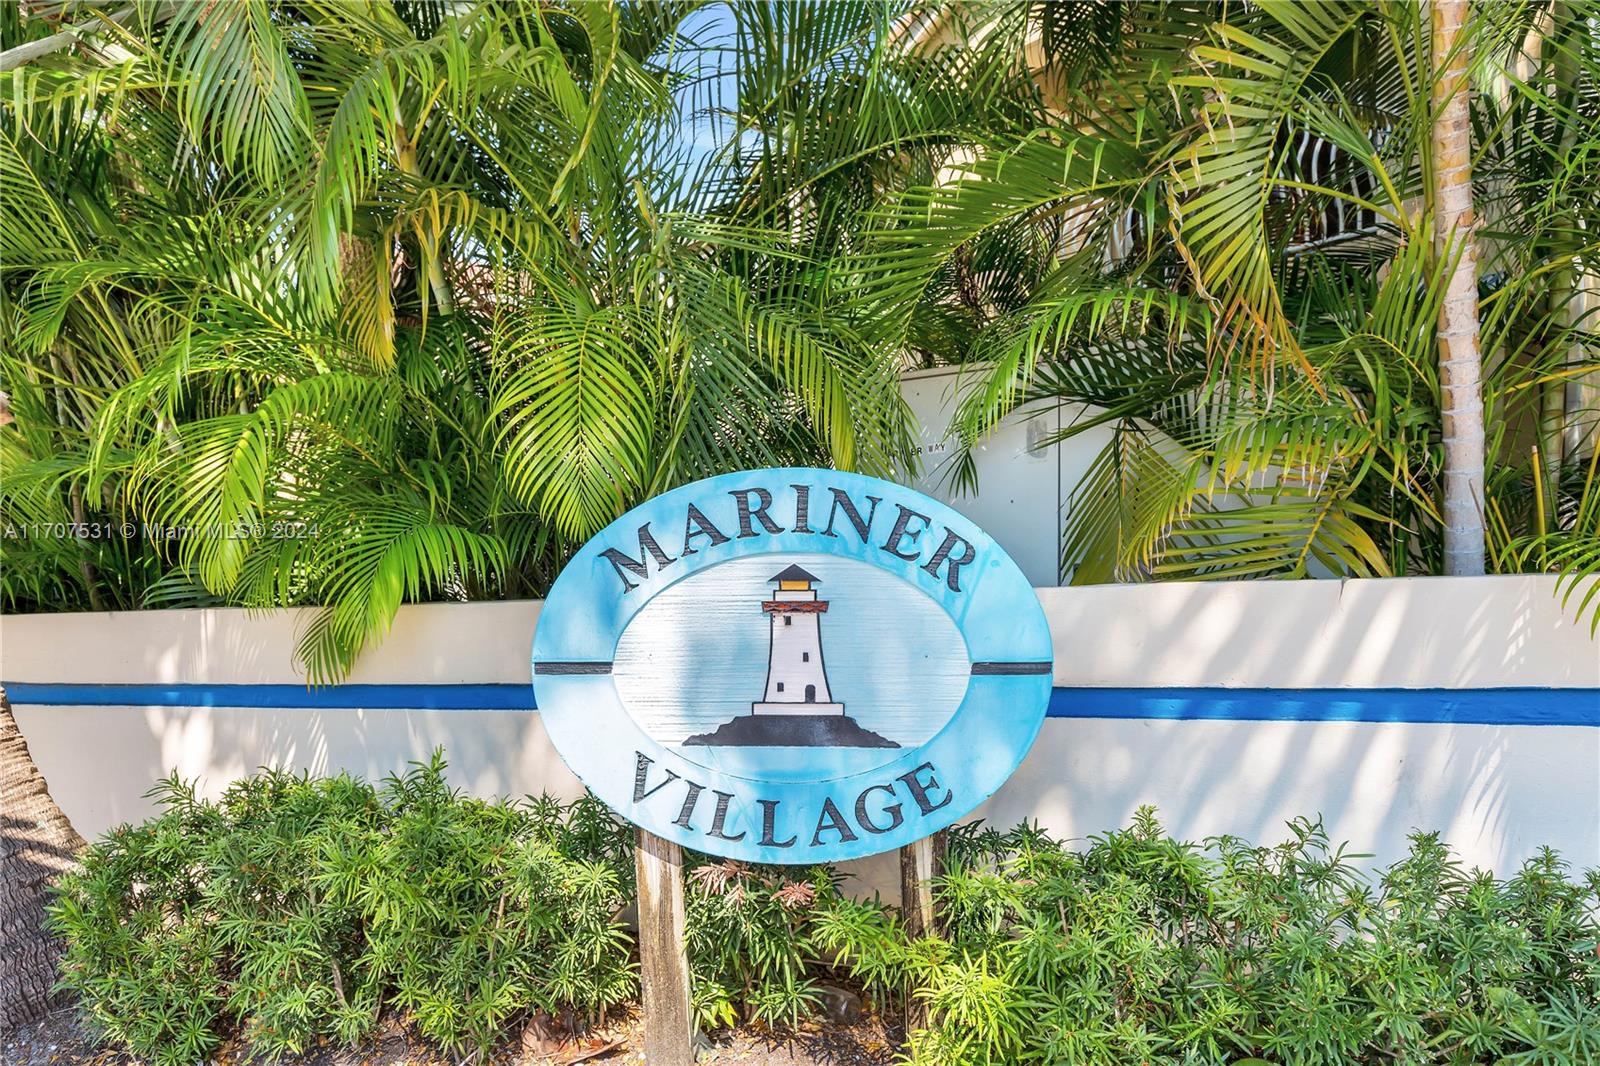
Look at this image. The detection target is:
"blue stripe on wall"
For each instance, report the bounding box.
[3,682,1595,726]
[1046,687,1597,727]
[2,682,534,711]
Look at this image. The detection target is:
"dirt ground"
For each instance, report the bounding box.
[2,1006,903,1066]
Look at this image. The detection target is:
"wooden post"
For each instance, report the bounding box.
[899,833,939,938]
[635,829,694,1064]
[899,829,946,1035]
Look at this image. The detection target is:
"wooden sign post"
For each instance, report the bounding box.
[899,830,946,940]
[899,829,946,1034]
[635,829,694,1064]
[532,469,1053,1057]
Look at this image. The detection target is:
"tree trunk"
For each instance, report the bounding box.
[1430,0,1487,575]
[0,685,84,1032]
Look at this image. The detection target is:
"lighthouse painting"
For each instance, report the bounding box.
[610,552,971,755]
[752,565,843,716]
[683,565,898,748]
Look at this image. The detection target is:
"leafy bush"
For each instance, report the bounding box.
[49,767,1599,1066]
[47,776,229,1063]
[49,755,637,1063]
[199,767,384,1054]
[817,809,1600,1066]
[684,858,840,1031]
[351,758,636,1054]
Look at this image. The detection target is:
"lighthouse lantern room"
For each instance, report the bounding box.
[752,565,845,716]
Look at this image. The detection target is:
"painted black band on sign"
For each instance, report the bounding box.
[970,662,1053,675]
[535,661,615,675]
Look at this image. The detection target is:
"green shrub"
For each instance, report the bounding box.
[48,754,638,1063]
[48,766,1599,1066]
[684,858,839,1030]
[816,808,1600,1066]
[203,767,385,1054]
[48,778,228,1064]
[351,756,636,1054]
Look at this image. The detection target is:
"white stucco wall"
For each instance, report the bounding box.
[3,575,1596,895]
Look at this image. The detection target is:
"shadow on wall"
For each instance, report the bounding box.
[13,705,586,840]
[1045,575,1590,689]
[977,720,1534,871]
[977,578,1597,873]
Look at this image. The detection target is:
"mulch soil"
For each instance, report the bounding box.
[3,1005,903,1066]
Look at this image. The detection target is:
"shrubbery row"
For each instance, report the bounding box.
[49,757,1600,1065]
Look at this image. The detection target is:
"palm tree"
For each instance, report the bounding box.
[1,685,85,1029]
[854,0,1598,605]
[0,1,954,676]
[1430,0,1487,575]
[0,285,82,1029]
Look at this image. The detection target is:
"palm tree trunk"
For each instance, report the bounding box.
[0,685,84,1031]
[1430,0,1487,575]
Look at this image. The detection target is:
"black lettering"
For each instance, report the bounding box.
[757,799,796,848]
[706,791,746,842]
[921,529,978,592]
[673,781,705,829]
[792,484,814,534]
[680,503,731,556]
[854,783,905,834]
[600,524,676,592]
[880,504,932,562]
[896,762,953,816]
[632,752,681,803]
[731,488,783,538]
[821,488,880,543]
[810,797,859,846]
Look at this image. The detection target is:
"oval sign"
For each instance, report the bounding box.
[532,468,1053,863]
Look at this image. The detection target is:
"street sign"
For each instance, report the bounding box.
[533,468,1053,863]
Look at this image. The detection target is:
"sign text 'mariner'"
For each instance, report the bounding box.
[599,483,979,595]
[632,752,953,849]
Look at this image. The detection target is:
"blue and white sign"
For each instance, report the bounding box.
[532,469,1053,862]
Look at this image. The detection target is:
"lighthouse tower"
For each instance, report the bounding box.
[752,565,845,716]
